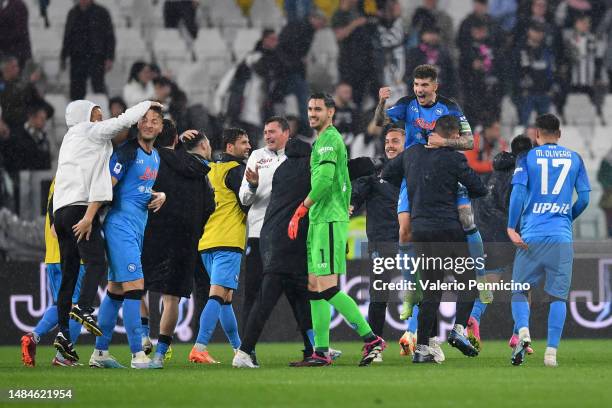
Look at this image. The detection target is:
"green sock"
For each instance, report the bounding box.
[327,291,373,338]
[310,299,330,352]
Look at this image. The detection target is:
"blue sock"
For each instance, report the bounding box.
[399,242,416,283]
[69,319,82,345]
[141,317,150,338]
[470,298,488,324]
[407,304,419,332]
[33,305,58,339]
[95,293,123,351]
[156,334,172,356]
[195,297,223,346]
[511,293,530,332]
[307,329,315,346]
[547,300,567,348]
[466,229,485,277]
[219,303,241,349]
[123,298,144,354]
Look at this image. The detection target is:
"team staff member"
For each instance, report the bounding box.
[189,128,251,364]
[383,115,487,364]
[142,120,215,367]
[238,116,289,364]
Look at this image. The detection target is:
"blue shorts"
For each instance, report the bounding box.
[47,263,86,304]
[511,237,574,300]
[200,250,242,290]
[104,222,144,283]
[397,180,470,214]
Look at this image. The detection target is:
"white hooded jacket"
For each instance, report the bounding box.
[53,100,152,212]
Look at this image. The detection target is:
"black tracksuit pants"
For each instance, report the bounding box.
[240,272,313,355]
[412,228,477,346]
[54,205,107,337]
[241,238,264,335]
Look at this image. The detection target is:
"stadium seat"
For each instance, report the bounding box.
[500,96,518,126]
[44,93,68,120]
[232,28,262,61]
[564,93,597,125]
[153,28,191,66]
[307,28,339,90]
[560,126,590,160]
[590,127,612,168]
[30,27,63,79]
[250,0,285,29]
[202,0,248,28]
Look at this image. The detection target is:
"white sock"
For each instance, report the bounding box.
[132,351,146,359]
[94,349,109,358]
[545,347,557,357]
[32,333,40,343]
[194,343,207,352]
[518,327,530,340]
[453,324,465,335]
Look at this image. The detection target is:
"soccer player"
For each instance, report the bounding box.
[88,105,166,369]
[374,64,484,356]
[21,179,84,367]
[467,135,533,352]
[189,128,251,364]
[53,99,158,360]
[350,127,405,362]
[382,116,487,363]
[508,114,590,367]
[288,93,385,367]
[141,121,216,367]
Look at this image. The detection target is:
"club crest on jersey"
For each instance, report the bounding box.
[435,108,443,115]
[414,118,436,130]
[139,166,158,181]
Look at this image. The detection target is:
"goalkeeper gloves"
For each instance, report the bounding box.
[288,202,309,240]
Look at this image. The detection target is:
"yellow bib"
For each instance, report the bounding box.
[198,161,247,251]
[44,179,60,264]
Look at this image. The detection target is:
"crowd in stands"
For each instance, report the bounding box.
[1,0,612,235]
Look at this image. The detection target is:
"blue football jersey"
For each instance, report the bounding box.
[512,144,591,240]
[106,142,160,235]
[386,95,472,148]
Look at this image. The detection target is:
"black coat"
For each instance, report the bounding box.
[351,158,399,244]
[142,146,215,297]
[61,3,115,61]
[472,151,518,269]
[382,144,487,232]
[259,138,311,275]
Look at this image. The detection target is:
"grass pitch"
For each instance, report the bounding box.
[1,340,611,408]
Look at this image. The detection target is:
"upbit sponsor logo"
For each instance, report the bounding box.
[532,202,571,214]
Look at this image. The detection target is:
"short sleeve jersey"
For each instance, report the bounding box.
[309,125,351,224]
[512,143,591,240]
[106,145,160,235]
[386,95,472,148]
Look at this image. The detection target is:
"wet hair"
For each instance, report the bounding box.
[222,127,248,148]
[184,131,209,151]
[155,118,177,148]
[264,116,290,132]
[535,113,560,135]
[413,64,438,81]
[511,134,533,155]
[309,92,335,109]
[433,115,460,138]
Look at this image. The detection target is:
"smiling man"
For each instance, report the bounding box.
[287,93,385,367]
[237,116,289,366]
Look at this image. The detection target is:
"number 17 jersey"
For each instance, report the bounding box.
[512,143,590,241]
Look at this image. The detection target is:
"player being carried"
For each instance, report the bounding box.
[374,64,485,357]
[288,93,385,367]
[507,114,590,367]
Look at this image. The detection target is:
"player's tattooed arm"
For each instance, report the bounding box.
[445,131,474,150]
[374,87,392,126]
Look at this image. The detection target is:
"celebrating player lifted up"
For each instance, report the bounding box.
[374,64,486,354]
[288,93,385,367]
